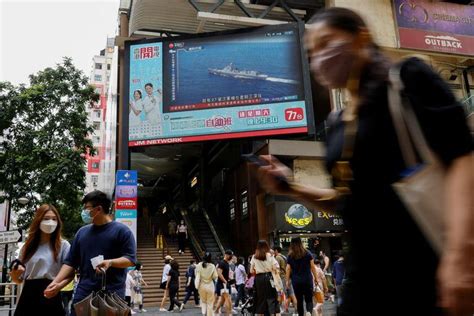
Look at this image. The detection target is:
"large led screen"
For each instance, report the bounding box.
[125,23,313,146]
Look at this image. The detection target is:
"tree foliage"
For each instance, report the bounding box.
[0,58,98,239]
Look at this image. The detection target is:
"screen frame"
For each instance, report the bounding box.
[123,22,315,147]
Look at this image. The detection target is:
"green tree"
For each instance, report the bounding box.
[0,58,98,239]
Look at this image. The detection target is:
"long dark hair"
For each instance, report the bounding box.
[202,252,212,268]
[309,7,367,35]
[288,237,307,260]
[254,240,270,261]
[21,204,63,263]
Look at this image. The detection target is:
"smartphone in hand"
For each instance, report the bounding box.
[241,154,290,192]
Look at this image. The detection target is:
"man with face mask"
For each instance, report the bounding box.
[44,190,136,316]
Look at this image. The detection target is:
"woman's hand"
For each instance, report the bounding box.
[256,155,293,195]
[10,265,25,284]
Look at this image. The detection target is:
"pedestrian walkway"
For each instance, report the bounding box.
[133,300,337,315]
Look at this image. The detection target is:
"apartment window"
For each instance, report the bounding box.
[229,199,235,221]
[92,162,100,169]
[91,175,99,187]
[95,63,102,70]
[107,64,111,70]
[94,87,101,95]
[92,136,100,144]
[94,110,101,119]
[94,74,102,82]
[241,190,248,218]
[93,122,100,130]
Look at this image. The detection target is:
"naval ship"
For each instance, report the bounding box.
[208,63,269,80]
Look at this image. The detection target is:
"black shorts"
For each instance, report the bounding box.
[215,282,230,296]
[160,281,167,289]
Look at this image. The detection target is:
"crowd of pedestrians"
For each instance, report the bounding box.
[8,189,340,316]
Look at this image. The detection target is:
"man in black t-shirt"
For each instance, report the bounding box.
[214,249,233,315]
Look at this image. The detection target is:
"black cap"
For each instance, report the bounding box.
[225,249,234,256]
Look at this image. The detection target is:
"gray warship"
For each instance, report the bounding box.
[208,63,269,80]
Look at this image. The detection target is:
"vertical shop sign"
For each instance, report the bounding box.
[115,170,138,244]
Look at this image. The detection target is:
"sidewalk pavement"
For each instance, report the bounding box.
[137,300,337,315]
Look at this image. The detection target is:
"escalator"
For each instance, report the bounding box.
[185,209,229,261]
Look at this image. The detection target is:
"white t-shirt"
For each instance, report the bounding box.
[250,253,278,274]
[162,263,171,283]
[125,272,134,296]
[235,264,246,285]
[23,239,70,280]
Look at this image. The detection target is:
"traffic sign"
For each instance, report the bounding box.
[0,230,22,244]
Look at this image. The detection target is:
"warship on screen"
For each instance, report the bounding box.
[208,63,269,80]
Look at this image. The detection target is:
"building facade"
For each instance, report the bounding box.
[85,38,116,193]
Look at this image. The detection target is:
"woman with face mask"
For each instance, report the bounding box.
[10,204,70,316]
[257,7,473,316]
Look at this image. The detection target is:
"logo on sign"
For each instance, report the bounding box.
[285,204,313,229]
[285,108,304,122]
[117,199,137,209]
[116,186,137,198]
[424,35,462,48]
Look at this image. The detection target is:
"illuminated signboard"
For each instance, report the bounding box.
[125,23,314,146]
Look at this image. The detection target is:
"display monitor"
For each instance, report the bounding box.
[125,23,314,146]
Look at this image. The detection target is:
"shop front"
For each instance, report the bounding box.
[265,195,348,261]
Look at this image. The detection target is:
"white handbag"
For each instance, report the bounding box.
[387,66,446,256]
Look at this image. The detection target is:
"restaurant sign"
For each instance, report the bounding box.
[393,0,474,56]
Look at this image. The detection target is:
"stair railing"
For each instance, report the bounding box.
[181,210,204,261]
[462,94,473,117]
[202,209,225,256]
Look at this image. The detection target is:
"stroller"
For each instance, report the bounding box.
[240,274,256,315]
[240,287,255,316]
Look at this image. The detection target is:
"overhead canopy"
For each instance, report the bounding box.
[128,0,314,36]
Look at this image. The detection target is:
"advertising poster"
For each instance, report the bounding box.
[115,170,137,243]
[393,0,474,56]
[126,23,312,146]
[267,196,344,232]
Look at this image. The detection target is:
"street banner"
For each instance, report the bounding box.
[115,170,138,243]
[393,0,474,56]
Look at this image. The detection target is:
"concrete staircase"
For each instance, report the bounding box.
[136,222,196,308]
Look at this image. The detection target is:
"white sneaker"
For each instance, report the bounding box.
[305,312,312,316]
[130,311,136,315]
[179,303,185,311]
[139,309,147,313]
[159,308,167,312]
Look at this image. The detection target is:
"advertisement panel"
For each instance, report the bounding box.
[125,23,314,146]
[115,170,137,243]
[393,0,474,56]
[268,197,344,232]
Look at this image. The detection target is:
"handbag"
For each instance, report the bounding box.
[387,66,446,256]
[74,269,132,316]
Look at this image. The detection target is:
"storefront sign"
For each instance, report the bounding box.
[285,204,313,229]
[268,196,344,232]
[115,170,137,243]
[393,0,474,56]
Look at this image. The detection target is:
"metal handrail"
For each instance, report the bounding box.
[461,94,473,116]
[0,282,19,315]
[180,210,204,261]
[202,209,225,255]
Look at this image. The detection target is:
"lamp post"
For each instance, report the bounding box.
[1,197,29,283]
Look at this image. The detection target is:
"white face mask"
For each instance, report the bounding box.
[40,219,57,234]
